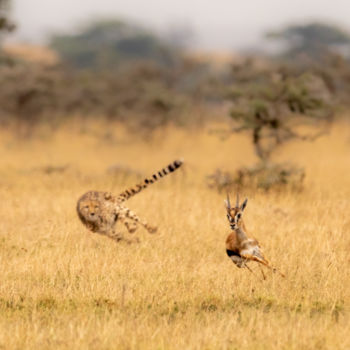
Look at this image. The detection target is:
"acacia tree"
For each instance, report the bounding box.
[229,71,333,161]
[209,62,334,191]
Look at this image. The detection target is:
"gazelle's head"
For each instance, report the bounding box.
[224,193,248,230]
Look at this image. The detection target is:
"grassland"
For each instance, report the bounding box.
[0,120,349,349]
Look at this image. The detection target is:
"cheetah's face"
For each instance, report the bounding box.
[79,200,101,223]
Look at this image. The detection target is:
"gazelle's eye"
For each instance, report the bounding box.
[237,213,241,219]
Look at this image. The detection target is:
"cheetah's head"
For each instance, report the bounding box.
[77,196,102,224]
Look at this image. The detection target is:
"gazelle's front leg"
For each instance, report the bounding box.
[258,264,266,280]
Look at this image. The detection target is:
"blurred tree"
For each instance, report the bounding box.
[164,22,195,50]
[228,70,333,161]
[266,22,350,59]
[0,0,15,65]
[209,62,335,191]
[0,0,14,35]
[50,19,179,69]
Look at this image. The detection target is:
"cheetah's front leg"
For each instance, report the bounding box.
[108,230,139,244]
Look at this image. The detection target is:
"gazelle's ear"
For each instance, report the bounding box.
[240,198,248,211]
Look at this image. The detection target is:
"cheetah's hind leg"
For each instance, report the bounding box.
[120,217,138,234]
[120,206,158,234]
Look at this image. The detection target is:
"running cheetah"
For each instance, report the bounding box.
[77,159,183,242]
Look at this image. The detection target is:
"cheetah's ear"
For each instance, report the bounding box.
[240,198,248,211]
[104,192,112,200]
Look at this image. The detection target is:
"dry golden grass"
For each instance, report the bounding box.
[0,120,349,349]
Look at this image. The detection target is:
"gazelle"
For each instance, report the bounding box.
[225,194,285,278]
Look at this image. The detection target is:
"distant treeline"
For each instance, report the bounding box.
[49,20,183,70]
[1,52,350,129]
[0,56,223,128]
[1,19,350,131]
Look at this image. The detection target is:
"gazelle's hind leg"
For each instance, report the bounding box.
[242,261,264,282]
[241,253,285,278]
[119,205,157,234]
[271,266,285,278]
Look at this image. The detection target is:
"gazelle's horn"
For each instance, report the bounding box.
[225,193,231,209]
[236,193,239,208]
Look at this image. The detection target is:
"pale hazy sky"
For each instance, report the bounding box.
[10,0,350,50]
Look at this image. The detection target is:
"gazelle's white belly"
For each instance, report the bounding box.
[240,239,263,259]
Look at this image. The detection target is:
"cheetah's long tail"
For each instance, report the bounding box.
[116,159,183,202]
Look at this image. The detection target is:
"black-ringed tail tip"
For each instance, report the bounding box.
[170,158,184,171]
[117,158,184,202]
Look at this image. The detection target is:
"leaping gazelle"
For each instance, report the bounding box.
[225,194,285,279]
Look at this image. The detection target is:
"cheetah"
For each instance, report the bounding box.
[77,159,183,242]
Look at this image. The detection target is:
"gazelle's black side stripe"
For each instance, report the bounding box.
[226,249,241,257]
[117,159,183,202]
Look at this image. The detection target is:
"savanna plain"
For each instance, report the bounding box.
[0,120,349,350]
